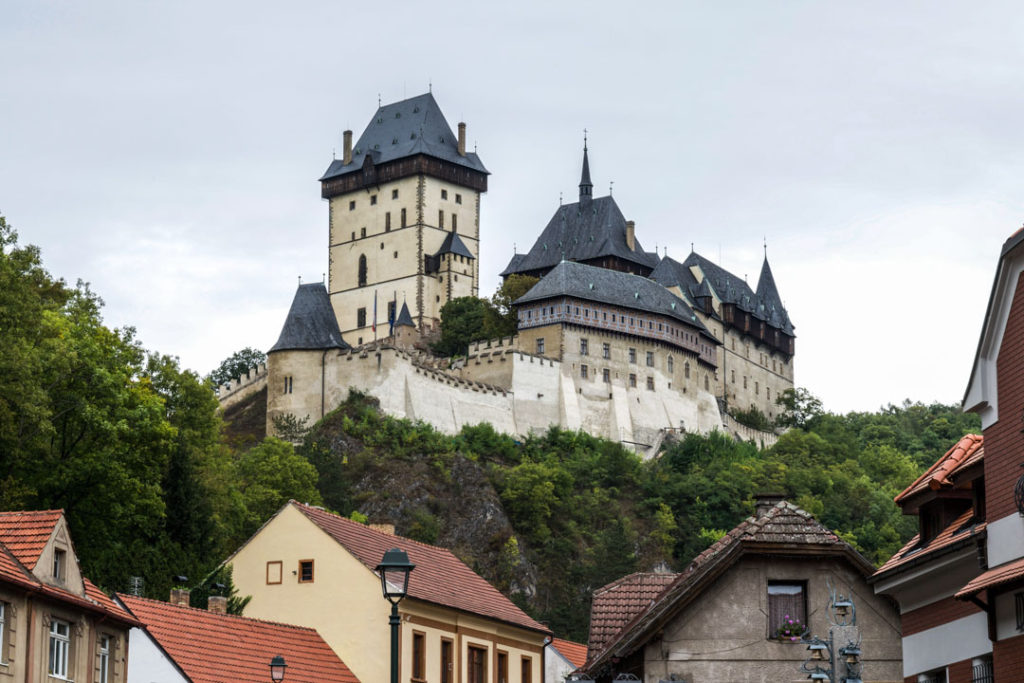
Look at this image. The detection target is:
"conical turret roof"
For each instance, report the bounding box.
[270,283,349,353]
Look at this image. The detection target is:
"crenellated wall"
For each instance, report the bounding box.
[217,363,269,410]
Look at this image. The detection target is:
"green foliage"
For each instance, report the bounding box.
[234,437,322,534]
[774,387,825,430]
[189,564,252,615]
[433,297,494,356]
[730,405,774,431]
[208,347,267,388]
[271,413,312,443]
[489,275,539,338]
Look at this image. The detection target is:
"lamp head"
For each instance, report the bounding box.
[376,548,415,605]
[269,655,287,682]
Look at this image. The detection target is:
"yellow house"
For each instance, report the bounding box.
[227,501,550,683]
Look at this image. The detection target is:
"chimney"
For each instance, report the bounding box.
[625,221,636,251]
[343,129,353,165]
[457,122,466,157]
[208,596,228,614]
[370,523,396,536]
[754,493,786,517]
[169,588,191,607]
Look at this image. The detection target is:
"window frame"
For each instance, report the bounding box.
[266,561,283,585]
[298,559,315,584]
[520,656,532,683]
[412,631,426,681]
[467,645,487,683]
[441,638,454,683]
[48,618,70,679]
[767,581,807,639]
[98,633,112,683]
[496,650,508,683]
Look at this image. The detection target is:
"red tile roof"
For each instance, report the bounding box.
[118,594,359,683]
[293,502,549,634]
[587,572,676,655]
[956,556,1024,599]
[873,508,985,578]
[895,434,983,506]
[551,637,588,669]
[0,509,62,569]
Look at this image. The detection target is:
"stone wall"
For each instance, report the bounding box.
[217,363,269,410]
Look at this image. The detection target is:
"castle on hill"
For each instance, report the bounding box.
[219,93,795,452]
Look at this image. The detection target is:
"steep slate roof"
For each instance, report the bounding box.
[500,195,659,277]
[434,231,475,259]
[551,637,588,670]
[585,502,873,672]
[395,302,415,328]
[873,508,985,579]
[119,594,358,683]
[514,261,712,337]
[680,252,794,334]
[649,256,702,308]
[587,572,677,656]
[0,509,62,568]
[895,434,983,506]
[292,502,549,634]
[320,93,487,181]
[269,283,349,353]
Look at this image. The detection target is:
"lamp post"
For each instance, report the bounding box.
[269,655,287,682]
[799,581,862,683]
[376,548,415,683]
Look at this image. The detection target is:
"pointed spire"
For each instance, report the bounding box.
[579,130,593,204]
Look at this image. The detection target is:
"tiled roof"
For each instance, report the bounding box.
[118,594,359,683]
[0,509,62,568]
[320,93,487,181]
[895,434,983,506]
[587,572,677,655]
[434,232,475,260]
[873,508,985,578]
[585,502,871,672]
[956,556,1024,599]
[269,283,349,353]
[293,502,549,634]
[551,637,588,669]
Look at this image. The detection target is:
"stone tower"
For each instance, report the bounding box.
[318,93,488,345]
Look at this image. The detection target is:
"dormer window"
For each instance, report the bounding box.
[53,548,66,582]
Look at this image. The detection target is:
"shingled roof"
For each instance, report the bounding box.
[290,502,549,634]
[320,93,487,182]
[500,195,659,277]
[0,509,63,569]
[434,231,475,260]
[587,572,677,656]
[551,637,589,670]
[894,434,983,508]
[118,594,359,683]
[585,501,873,672]
[270,283,349,353]
[514,261,712,338]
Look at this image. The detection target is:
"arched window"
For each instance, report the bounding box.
[684,361,690,379]
[667,356,674,374]
[358,254,367,287]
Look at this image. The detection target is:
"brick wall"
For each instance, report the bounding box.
[988,271,1024,521]
[946,658,972,682]
[993,632,1024,679]
[901,596,982,637]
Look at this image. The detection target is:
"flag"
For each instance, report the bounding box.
[372,290,377,333]
[388,291,396,337]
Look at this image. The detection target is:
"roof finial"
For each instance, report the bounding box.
[559,191,563,205]
[610,180,614,196]
[322,273,326,283]
[429,79,432,93]
[378,93,381,107]
[763,236,768,258]
[579,129,593,203]
[298,275,302,285]
[691,242,694,253]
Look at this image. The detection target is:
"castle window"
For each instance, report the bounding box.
[392,189,399,199]
[358,255,367,286]
[283,376,293,394]
[646,351,654,367]
[456,193,462,204]
[394,251,398,258]
[385,212,391,231]
[766,387,771,401]
[439,210,444,228]
[705,375,710,390]
[380,242,385,249]
[629,348,636,363]
[575,307,580,315]
[580,339,589,355]
[349,200,356,211]
[584,309,589,318]
[743,376,748,389]
[441,189,448,200]
[401,208,407,228]
[602,343,610,359]
[370,195,377,205]
[667,356,674,373]
[357,308,367,327]
[452,214,458,232]
[755,381,760,395]
[580,364,588,379]
[361,227,366,238]
[646,376,654,391]
[684,361,690,379]
[602,368,610,383]
[629,374,636,388]
[731,369,735,383]
[630,317,634,326]
[351,231,355,241]
[536,338,545,354]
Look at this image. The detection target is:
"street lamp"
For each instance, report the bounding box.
[376,548,415,683]
[269,655,287,682]
[799,581,862,683]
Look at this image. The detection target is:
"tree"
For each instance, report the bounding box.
[208,347,266,388]
[235,437,322,536]
[433,297,494,357]
[774,387,824,430]
[488,274,539,338]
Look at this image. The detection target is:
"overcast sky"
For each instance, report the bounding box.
[2,1,1022,414]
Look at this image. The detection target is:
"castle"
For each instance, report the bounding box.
[219,93,795,452]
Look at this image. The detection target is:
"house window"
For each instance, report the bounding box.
[602,343,610,359]
[412,632,426,681]
[497,651,508,683]
[385,212,391,231]
[298,559,314,583]
[283,376,293,394]
[349,200,356,210]
[441,639,454,683]
[767,582,806,638]
[629,374,637,388]
[370,195,377,205]
[439,210,444,228]
[971,656,993,683]
[357,308,367,328]
[49,619,70,678]
[536,338,545,355]
[99,634,112,683]
[358,255,368,286]
[646,351,654,367]
[441,189,448,199]
[580,364,588,379]
[392,189,399,199]
[401,208,407,227]
[0,602,6,664]
[628,348,636,363]
[53,548,66,582]
[646,376,654,391]
[1016,591,1024,631]
[266,561,283,584]
[521,657,532,683]
[468,646,487,683]
[919,670,948,683]
[602,368,610,383]
[580,339,589,355]
[456,193,462,204]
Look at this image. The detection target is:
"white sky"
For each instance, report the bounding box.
[2,1,1021,414]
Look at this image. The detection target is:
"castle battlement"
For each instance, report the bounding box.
[217,363,268,410]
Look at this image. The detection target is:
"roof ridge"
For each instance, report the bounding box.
[295,501,465,556]
[118,593,323,633]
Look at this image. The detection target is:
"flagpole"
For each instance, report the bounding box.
[373,290,378,342]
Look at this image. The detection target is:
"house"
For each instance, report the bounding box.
[545,637,587,683]
[581,498,902,682]
[226,500,551,683]
[115,591,358,683]
[0,509,139,682]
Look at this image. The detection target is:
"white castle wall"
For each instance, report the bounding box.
[218,363,268,410]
